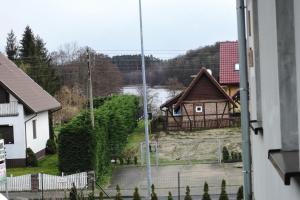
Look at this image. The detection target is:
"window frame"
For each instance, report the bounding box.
[0,125,14,144]
[172,105,182,116]
[32,120,37,139]
[195,106,203,113]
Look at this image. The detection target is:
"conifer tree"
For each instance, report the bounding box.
[5,30,18,60]
[70,183,78,200]
[184,186,192,200]
[19,26,36,64]
[222,147,230,162]
[168,192,173,200]
[99,192,104,200]
[219,180,229,200]
[35,35,49,62]
[151,184,158,200]
[202,182,211,200]
[236,186,243,200]
[115,185,123,200]
[133,187,141,200]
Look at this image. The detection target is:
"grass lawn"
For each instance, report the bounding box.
[124,120,145,151]
[7,154,59,176]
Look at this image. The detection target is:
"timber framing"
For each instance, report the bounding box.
[160,67,240,131]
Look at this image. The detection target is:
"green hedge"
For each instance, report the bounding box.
[58,112,96,174]
[58,95,139,178]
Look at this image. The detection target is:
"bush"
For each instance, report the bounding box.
[58,95,139,179]
[184,186,192,200]
[69,183,78,200]
[202,182,211,200]
[133,187,141,200]
[237,186,243,200]
[46,139,57,154]
[26,148,38,167]
[168,192,173,200]
[115,185,123,200]
[99,192,104,200]
[219,180,229,200]
[222,147,230,162]
[58,112,96,174]
[127,157,131,165]
[151,184,158,200]
[238,152,242,161]
[134,156,138,165]
[88,192,95,200]
[119,157,124,165]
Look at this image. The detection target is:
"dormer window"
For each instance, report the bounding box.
[235,63,240,71]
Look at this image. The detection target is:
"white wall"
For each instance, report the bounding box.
[248,0,300,199]
[0,94,26,159]
[25,111,50,154]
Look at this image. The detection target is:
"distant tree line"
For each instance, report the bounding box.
[112,43,220,87]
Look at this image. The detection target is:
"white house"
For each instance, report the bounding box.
[0,54,61,167]
[246,0,300,199]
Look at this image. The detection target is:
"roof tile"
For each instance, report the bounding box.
[219,41,240,84]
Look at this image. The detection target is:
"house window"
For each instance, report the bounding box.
[0,126,14,144]
[195,106,203,113]
[247,10,252,36]
[0,87,9,104]
[32,120,37,139]
[234,63,240,71]
[172,105,182,116]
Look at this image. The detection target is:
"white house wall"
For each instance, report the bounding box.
[248,0,300,199]
[25,111,49,154]
[0,94,26,159]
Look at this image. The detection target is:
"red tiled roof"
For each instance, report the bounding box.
[219,41,240,85]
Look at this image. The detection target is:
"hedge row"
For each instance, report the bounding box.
[58,95,139,178]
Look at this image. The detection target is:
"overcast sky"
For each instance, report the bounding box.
[0,0,237,59]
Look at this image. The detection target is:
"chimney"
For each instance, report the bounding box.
[207,69,212,75]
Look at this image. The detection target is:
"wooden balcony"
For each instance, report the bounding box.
[0,101,18,117]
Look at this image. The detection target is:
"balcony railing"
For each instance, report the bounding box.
[0,101,19,117]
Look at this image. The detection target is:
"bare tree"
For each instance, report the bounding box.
[53,86,87,124]
[166,77,184,98]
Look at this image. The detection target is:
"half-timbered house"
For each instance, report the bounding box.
[160,68,239,131]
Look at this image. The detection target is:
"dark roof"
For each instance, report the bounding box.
[0,54,61,113]
[161,67,237,109]
[160,92,183,109]
[219,41,240,85]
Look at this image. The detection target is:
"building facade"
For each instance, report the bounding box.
[0,54,61,167]
[246,0,300,199]
[160,68,238,131]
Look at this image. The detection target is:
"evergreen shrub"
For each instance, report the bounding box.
[26,148,38,167]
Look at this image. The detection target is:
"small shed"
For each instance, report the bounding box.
[160,68,239,131]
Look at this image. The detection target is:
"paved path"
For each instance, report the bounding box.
[2,163,242,199]
[106,163,243,197]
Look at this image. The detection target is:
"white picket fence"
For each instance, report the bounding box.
[38,172,87,190]
[0,174,31,191]
[0,172,88,192]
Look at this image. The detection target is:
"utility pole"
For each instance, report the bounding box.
[138,0,152,198]
[87,49,95,128]
[236,0,252,200]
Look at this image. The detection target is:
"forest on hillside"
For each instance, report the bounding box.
[112,43,220,86]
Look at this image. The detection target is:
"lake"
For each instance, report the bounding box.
[122,86,180,110]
